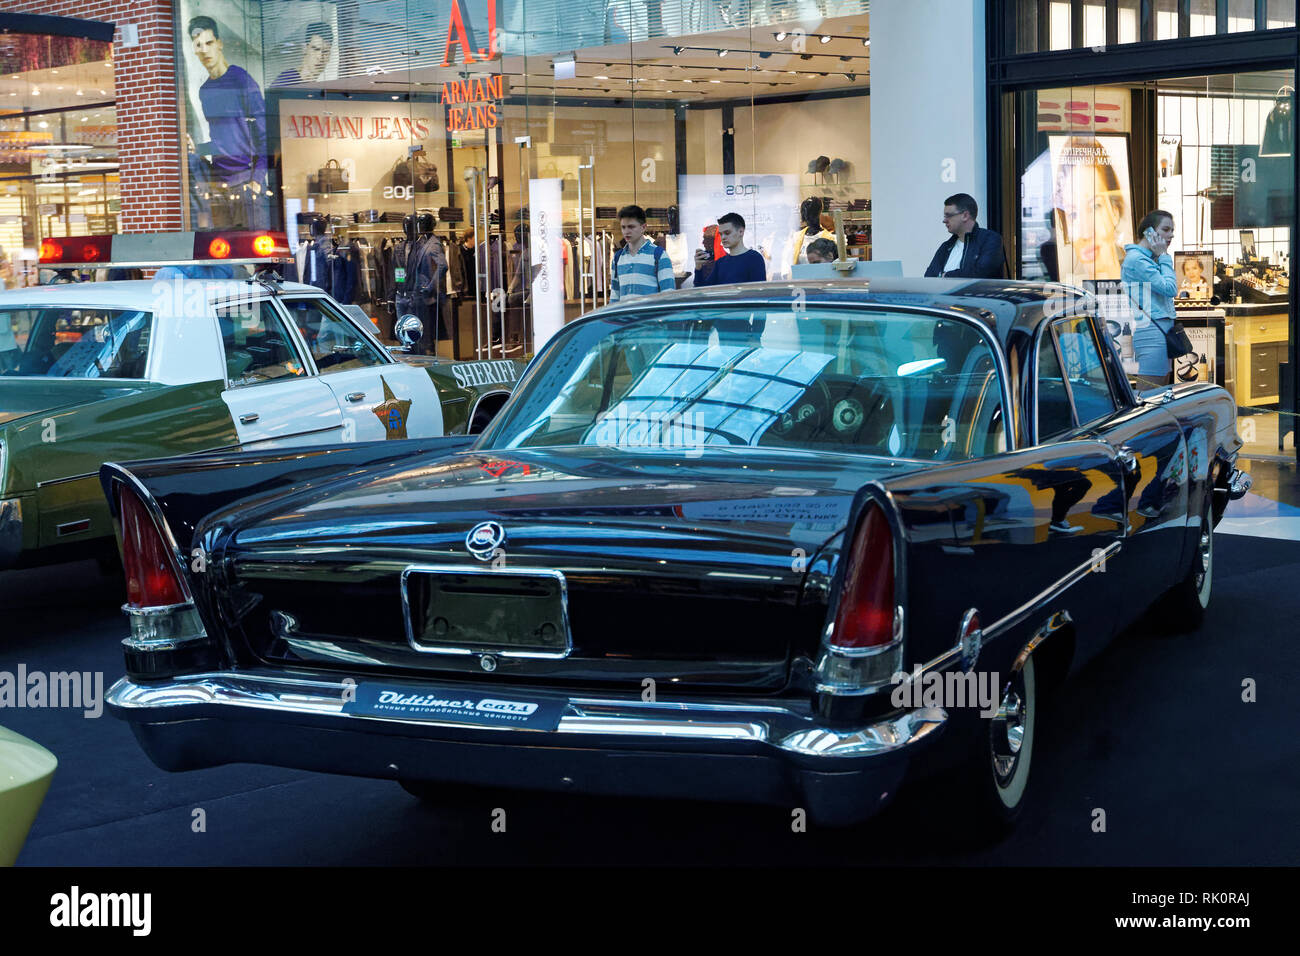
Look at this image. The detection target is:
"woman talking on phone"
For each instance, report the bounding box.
[1121,209,1178,383]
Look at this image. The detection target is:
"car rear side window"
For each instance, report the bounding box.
[216,300,305,386]
[1053,316,1118,426]
[0,307,152,379]
[1037,331,1075,441]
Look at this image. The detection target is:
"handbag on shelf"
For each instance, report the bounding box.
[318,158,348,193]
[412,150,439,192]
[392,157,413,189]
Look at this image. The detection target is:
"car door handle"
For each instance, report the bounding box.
[239,413,260,424]
[1116,445,1140,474]
[345,392,366,402]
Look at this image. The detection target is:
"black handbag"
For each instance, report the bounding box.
[413,151,439,192]
[1159,318,1195,358]
[318,158,348,193]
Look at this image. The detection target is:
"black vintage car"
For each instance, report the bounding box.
[99,278,1251,828]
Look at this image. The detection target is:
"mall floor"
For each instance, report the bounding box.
[3,456,1297,865]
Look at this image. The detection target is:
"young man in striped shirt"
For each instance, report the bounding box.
[610,204,675,302]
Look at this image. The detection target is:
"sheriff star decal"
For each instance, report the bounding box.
[371,376,412,439]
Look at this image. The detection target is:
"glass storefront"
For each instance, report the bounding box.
[170,1,872,359]
[996,4,1298,461]
[0,31,117,288]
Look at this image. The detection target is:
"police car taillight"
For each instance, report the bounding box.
[38,235,111,264]
[195,230,288,261]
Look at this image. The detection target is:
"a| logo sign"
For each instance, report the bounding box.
[441,0,499,65]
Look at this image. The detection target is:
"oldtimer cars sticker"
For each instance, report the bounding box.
[342,682,564,730]
[371,376,414,440]
[674,496,852,525]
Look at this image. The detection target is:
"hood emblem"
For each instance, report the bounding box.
[466,521,506,561]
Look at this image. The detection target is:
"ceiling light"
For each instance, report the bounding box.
[775,31,788,41]
[864,38,871,47]
[595,74,608,80]
[819,35,831,44]
[38,121,48,128]
[709,79,721,83]
[76,89,84,96]
[718,49,729,57]
[682,78,693,83]
[51,70,58,75]
[32,88,39,96]
[672,46,683,55]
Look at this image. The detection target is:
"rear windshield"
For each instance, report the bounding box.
[485,307,1007,460]
[0,307,152,379]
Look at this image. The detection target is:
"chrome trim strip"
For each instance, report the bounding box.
[56,518,92,537]
[36,471,98,489]
[399,564,575,660]
[105,672,946,761]
[983,540,1120,641]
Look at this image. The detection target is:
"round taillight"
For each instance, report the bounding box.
[252,234,276,256]
[208,237,231,259]
[83,243,101,260]
[39,239,62,262]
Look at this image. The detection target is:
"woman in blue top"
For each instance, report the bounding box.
[1121,209,1178,383]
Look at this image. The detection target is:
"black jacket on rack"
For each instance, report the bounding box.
[301,235,332,293]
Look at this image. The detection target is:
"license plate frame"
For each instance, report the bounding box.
[400,565,574,659]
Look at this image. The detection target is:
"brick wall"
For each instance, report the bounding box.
[0,0,183,232]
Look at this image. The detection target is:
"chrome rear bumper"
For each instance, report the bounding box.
[107,671,946,825]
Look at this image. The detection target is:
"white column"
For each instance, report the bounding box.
[870,0,987,276]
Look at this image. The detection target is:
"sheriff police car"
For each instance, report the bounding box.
[0,230,524,571]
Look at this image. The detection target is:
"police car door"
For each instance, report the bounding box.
[275,295,442,442]
[215,298,346,448]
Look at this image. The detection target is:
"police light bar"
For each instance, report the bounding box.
[38,230,291,268]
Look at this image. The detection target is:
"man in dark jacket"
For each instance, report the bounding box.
[924,193,1007,278]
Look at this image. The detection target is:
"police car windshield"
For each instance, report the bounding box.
[0,307,152,379]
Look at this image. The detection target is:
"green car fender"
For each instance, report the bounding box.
[402,355,528,434]
[0,724,57,866]
[1,380,235,555]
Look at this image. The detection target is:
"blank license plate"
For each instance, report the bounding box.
[402,568,572,657]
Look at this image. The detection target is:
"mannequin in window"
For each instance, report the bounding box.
[413,212,448,353]
[300,216,331,294]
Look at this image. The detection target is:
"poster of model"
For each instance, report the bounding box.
[1048,134,1135,287]
[176,0,340,232]
[677,174,800,283]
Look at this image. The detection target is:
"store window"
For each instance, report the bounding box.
[1268,0,1297,28]
[1117,0,1142,43]
[1013,71,1295,457]
[0,32,116,288]
[1155,0,1179,40]
[1190,0,1216,37]
[1228,0,1259,31]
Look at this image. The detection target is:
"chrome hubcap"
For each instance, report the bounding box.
[991,678,1026,782]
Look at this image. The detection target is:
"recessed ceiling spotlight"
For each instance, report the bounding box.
[864,38,871,47]
[718,49,729,57]
[775,31,788,41]
[709,79,721,83]
[595,74,608,80]
[819,34,831,44]
[672,46,683,55]
[682,78,694,83]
